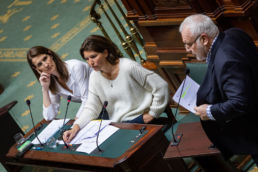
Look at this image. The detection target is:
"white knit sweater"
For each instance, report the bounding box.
[74,58,169,129]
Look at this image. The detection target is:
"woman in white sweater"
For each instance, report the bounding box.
[63,35,169,143]
[27,46,92,121]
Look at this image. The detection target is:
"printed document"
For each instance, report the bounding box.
[173,75,200,113]
[32,119,70,144]
[70,120,114,144]
[76,123,119,154]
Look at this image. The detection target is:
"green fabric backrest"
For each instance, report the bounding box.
[185,63,208,84]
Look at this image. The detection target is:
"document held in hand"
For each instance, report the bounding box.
[172,76,200,113]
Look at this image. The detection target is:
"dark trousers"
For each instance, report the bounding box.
[123,115,145,124]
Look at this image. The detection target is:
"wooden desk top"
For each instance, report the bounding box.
[164,122,220,159]
[6,120,167,171]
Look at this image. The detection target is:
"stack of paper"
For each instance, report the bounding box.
[71,120,119,154]
[31,119,69,144]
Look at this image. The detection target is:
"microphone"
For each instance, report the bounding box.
[96,101,108,152]
[171,68,190,146]
[62,95,72,128]
[61,95,72,149]
[26,99,43,146]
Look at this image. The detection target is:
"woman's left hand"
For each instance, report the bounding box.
[143,113,154,123]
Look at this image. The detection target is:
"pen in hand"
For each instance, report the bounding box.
[62,133,69,149]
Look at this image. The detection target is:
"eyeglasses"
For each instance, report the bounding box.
[184,34,201,49]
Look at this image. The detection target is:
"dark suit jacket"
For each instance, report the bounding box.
[197,28,258,154]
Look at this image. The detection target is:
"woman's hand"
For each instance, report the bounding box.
[39,72,51,90]
[143,113,154,123]
[63,124,80,143]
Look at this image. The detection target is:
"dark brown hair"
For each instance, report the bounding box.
[27,46,69,94]
[80,35,123,65]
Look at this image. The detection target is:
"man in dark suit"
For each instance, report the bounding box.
[179,14,258,165]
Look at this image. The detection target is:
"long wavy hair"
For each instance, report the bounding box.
[80,35,123,65]
[27,46,69,94]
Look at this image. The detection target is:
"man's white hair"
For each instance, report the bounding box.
[179,14,219,38]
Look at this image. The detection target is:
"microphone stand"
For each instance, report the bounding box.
[96,101,108,152]
[61,95,72,149]
[62,95,71,128]
[171,69,190,146]
[26,100,43,146]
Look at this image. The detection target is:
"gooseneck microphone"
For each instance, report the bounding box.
[26,99,43,146]
[62,95,72,128]
[96,101,108,152]
[62,95,72,149]
[171,68,190,146]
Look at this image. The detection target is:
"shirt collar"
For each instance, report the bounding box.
[206,34,219,64]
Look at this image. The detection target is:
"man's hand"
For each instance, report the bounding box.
[194,104,210,121]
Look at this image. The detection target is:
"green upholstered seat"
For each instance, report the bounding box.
[185,63,207,84]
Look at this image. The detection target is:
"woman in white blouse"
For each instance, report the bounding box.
[63,35,169,143]
[27,46,92,121]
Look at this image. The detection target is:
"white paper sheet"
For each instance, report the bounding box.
[76,124,119,154]
[31,119,69,144]
[70,120,112,144]
[172,75,200,113]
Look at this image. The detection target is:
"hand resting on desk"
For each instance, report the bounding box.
[143,113,154,123]
[63,124,80,143]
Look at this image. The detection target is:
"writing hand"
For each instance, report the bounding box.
[63,124,80,143]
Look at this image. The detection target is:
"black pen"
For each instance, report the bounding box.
[62,137,69,149]
[139,126,146,134]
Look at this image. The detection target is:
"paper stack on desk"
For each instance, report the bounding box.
[31,119,70,144]
[71,120,119,154]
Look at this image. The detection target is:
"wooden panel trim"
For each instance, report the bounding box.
[157,48,186,54]
[159,60,184,66]
[138,18,185,26]
[221,0,254,16]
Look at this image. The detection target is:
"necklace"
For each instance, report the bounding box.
[109,80,113,88]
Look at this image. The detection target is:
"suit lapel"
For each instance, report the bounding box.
[197,32,225,105]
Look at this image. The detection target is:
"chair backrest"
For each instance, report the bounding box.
[185,63,207,84]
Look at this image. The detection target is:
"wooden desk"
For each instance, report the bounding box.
[164,122,220,159]
[4,121,187,172]
[164,122,243,172]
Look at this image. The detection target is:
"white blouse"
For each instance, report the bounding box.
[43,59,92,121]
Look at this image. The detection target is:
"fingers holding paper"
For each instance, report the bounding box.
[63,124,80,143]
[194,104,210,121]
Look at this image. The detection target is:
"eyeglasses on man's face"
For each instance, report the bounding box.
[184,34,201,49]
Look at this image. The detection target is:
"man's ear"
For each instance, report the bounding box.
[201,33,209,46]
